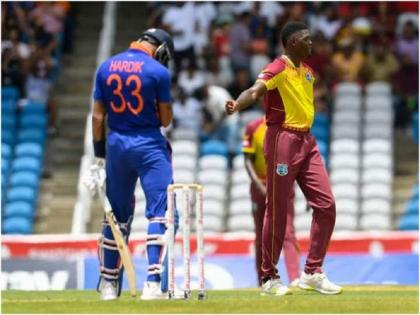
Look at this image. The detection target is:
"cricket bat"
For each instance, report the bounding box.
[98,188,137,297]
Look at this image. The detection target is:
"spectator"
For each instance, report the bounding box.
[310,4,342,40]
[229,10,252,72]
[28,2,66,35]
[228,68,253,101]
[249,21,271,79]
[2,47,26,95]
[195,84,237,150]
[25,48,53,104]
[177,60,206,97]
[29,15,57,55]
[331,37,365,82]
[394,21,419,65]
[305,32,334,85]
[370,2,398,40]
[211,13,233,74]
[2,28,31,61]
[395,3,419,36]
[362,36,399,83]
[193,2,217,58]
[205,57,233,88]
[212,14,232,59]
[25,48,57,134]
[258,1,285,30]
[172,87,202,133]
[314,81,330,113]
[162,2,196,72]
[2,2,34,39]
[392,53,419,129]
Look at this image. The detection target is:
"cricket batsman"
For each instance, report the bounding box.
[89,28,177,300]
[226,21,342,296]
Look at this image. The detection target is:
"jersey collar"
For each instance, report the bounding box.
[281,55,301,69]
[129,41,153,57]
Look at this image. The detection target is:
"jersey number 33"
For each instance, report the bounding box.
[107,73,144,115]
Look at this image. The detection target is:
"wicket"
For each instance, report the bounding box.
[167,183,206,300]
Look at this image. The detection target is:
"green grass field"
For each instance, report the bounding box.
[2,286,418,314]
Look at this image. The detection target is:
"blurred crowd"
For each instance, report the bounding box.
[2,2,418,143]
[1,2,75,134]
[146,1,418,145]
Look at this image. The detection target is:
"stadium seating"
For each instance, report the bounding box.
[203,215,224,232]
[334,96,362,111]
[172,128,198,141]
[2,143,12,160]
[197,169,226,185]
[199,155,228,169]
[399,214,418,230]
[361,198,392,215]
[330,169,359,184]
[227,214,254,232]
[294,212,312,232]
[334,82,362,97]
[4,201,34,219]
[172,140,198,156]
[9,172,39,190]
[172,152,195,167]
[17,129,47,146]
[335,213,358,231]
[2,217,32,234]
[1,97,48,235]
[1,86,20,102]
[11,157,42,175]
[21,101,47,115]
[365,81,392,96]
[230,199,253,216]
[2,130,15,146]
[232,169,251,185]
[335,199,358,215]
[360,213,391,230]
[203,200,224,217]
[412,112,419,144]
[230,183,251,201]
[200,140,229,157]
[173,169,195,184]
[398,183,419,230]
[15,143,44,159]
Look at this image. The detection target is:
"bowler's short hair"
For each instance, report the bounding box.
[281,21,309,47]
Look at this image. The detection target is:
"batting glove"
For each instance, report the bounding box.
[84,158,106,196]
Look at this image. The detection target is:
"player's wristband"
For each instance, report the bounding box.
[93,140,106,158]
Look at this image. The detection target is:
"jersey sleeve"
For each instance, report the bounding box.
[242,120,258,154]
[256,60,285,91]
[93,64,105,103]
[157,67,171,103]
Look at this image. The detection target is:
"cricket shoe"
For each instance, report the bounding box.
[297,272,343,295]
[141,281,168,300]
[289,278,300,288]
[261,278,292,296]
[100,280,118,301]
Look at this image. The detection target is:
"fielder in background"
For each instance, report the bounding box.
[242,116,300,287]
[226,21,342,296]
[91,28,175,301]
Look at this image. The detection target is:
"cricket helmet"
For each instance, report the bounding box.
[140,28,174,66]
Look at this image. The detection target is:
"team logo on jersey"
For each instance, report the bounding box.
[305,72,312,82]
[276,163,288,176]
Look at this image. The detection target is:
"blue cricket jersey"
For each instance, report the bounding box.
[93,42,171,133]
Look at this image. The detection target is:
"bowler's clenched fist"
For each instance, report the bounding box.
[225,100,238,115]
